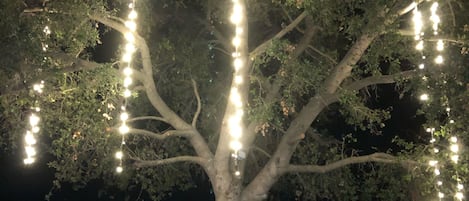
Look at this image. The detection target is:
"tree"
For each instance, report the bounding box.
[1,0,469,200]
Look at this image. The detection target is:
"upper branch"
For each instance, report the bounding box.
[128,128,194,140]
[285,153,415,174]
[249,11,307,59]
[133,156,208,168]
[191,79,202,128]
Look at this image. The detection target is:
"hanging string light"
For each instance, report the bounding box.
[228,0,246,176]
[23,82,44,165]
[115,0,138,174]
[24,21,51,165]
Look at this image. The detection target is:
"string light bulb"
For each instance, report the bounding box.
[23,81,45,165]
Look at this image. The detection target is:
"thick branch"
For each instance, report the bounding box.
[249,11,307,58]
[90,14,214,162]
[128,129,194,140]
[344,70,417,91]
[133,156,208,168]
[285,153,409,173]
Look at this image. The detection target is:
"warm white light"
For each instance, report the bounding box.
[25,132,37,145]
[123,67,133,76]
[450,136,458,143]
[119,124,130,134]
[438,192,444,198]
[415,40,423,50]
[123,89,131,97]
[436,40,444,51]
[230,141,242,151]
[418,64,424,69]
[451,154,459,163]
[234,171,241,176]
[115,151,123,159]
[29,114,40,126]
[120,112,129,121]
[457,183,464,190]
[437,181,443,186]
[128,10,137,19]
[116,166,123,173]
[25,146,36,157]
[123,77,133,87]
[23,158,35,165]
[434,168,440,175]
[455,192,464,200]
[433,148,439,153]
[450,144,459,153]
[434,55,443,64]
[233,58,243,71]
[125,20,137,31]
[124,32,135,42]
[429,160,438,166]
[125,43,136,53]
[420,94,429,101]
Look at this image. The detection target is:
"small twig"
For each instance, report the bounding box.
[307,45,337,64]
[127,116,168,123]
[191,79,202,128]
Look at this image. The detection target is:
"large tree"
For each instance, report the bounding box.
[1,0,469,200]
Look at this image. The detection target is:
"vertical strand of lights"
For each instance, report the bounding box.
[23,82,45,165]
[115,0,138,174]
[430,2,444,65]
[24,22,50,165]
[445,103,464,200]
[228,0,245,176]
[414,2,445,199]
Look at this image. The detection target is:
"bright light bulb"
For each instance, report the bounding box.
[418,64,424,69]
[415,40,423,50]
[230,140,242,151]
[124,32,135,43]
[120,112,129,121]
[116,166,123,173]
[123,67,133,76]
[123,77,133,87]
[119,124,130,134]
[128,10,138,19]
[115,151,123,159]
[233,58,243,71]
[125,20,137,31]
[234,171,241,176]
[232,37,241,47]
[450,144,459,153]
[455,192,464,200]
[419,94,429,101]
[25,132,36,145]
[125,43,136,53]
[122,53,132,62]
[29,114,40,126]
[433,148,439,153]
[457,183,464,190]
[450,136,458,143]
[25,146,36,157]
[428,160,438,166]
[434,55,443,64]
[437,181,443,186]
[438,192,444,198]
[23,157,35,165]
[451,154,459,163]
[123,89,131,98]
[436,40,444,51]
[434,168,440,175]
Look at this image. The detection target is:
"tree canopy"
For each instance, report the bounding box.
[1,0,469,200]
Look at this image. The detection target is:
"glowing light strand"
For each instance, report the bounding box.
[23,82,44,165]
[116,0,138,174]
[228,0,246,176]
[24,22,51,165]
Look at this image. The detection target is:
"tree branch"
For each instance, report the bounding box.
[191,79,202,128]
[132,156,208,168]
[249,11,307,59]
[285,153,413,173]
[128,128,194,140]
[127,116,167,123]
[344,70,417,91]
